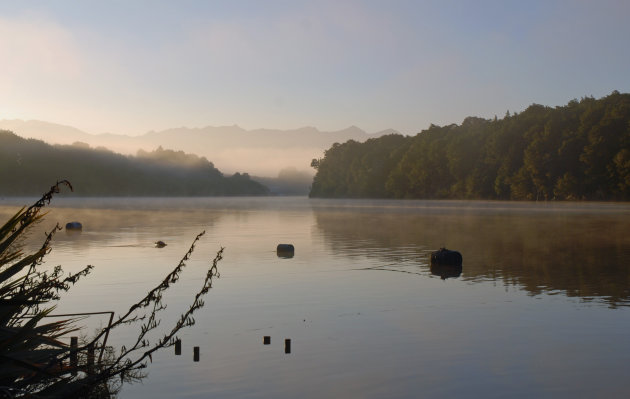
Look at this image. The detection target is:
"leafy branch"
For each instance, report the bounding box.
[1,182,225,398]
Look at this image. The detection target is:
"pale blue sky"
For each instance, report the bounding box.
[0,0,628,135]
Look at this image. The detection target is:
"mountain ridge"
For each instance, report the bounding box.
[0,119,398,177]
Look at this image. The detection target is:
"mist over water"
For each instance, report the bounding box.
[1,197,629,398]
[0,120,379,178]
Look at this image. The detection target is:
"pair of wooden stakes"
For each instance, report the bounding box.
[174,339,200,362]
[263,336,291,354]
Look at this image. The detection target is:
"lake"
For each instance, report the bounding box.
[1,197,629,398]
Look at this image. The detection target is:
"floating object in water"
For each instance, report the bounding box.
[65,221,82,231]
[263,336,271,345]
[175,339,182,355]
[430,248,463,267]
[155,240,167,248]
[193,346,200,362]
[277,244,295,258]
[285,339,291,354]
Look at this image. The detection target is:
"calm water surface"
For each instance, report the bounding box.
[1,197,629,398]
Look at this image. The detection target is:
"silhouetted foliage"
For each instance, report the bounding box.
[0,182,224,398]
[310,92,630,200]
[0,136,269,196]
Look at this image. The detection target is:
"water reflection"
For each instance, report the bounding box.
[65,228,83,237]
[1,197,628,398]
[0,203,222,253]
[312,201,630,307]
[430,264,463,279]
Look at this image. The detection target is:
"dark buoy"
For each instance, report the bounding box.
[65,221,82,231]
[430,248,463,267]
[277,244,295,258]
[155,241,167,248]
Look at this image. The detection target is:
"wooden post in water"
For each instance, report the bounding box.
[175,339,182,355]
[87,343,95,374]
[193,346,200,362]
[70,336,78,375]
[284,339,291,354]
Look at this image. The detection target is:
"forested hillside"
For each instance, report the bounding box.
[310,91,630,200]
[0,132,269,196]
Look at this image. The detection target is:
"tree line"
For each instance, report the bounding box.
[310,91,630,200]
[0,132,269,196]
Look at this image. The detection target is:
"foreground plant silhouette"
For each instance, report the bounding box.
[0,181,223,398]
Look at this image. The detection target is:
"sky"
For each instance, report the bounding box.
[0,0,629,136]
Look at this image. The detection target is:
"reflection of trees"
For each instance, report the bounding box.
[314,204,630,307]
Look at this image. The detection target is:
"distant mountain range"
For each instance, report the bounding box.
[0,120,399,177]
